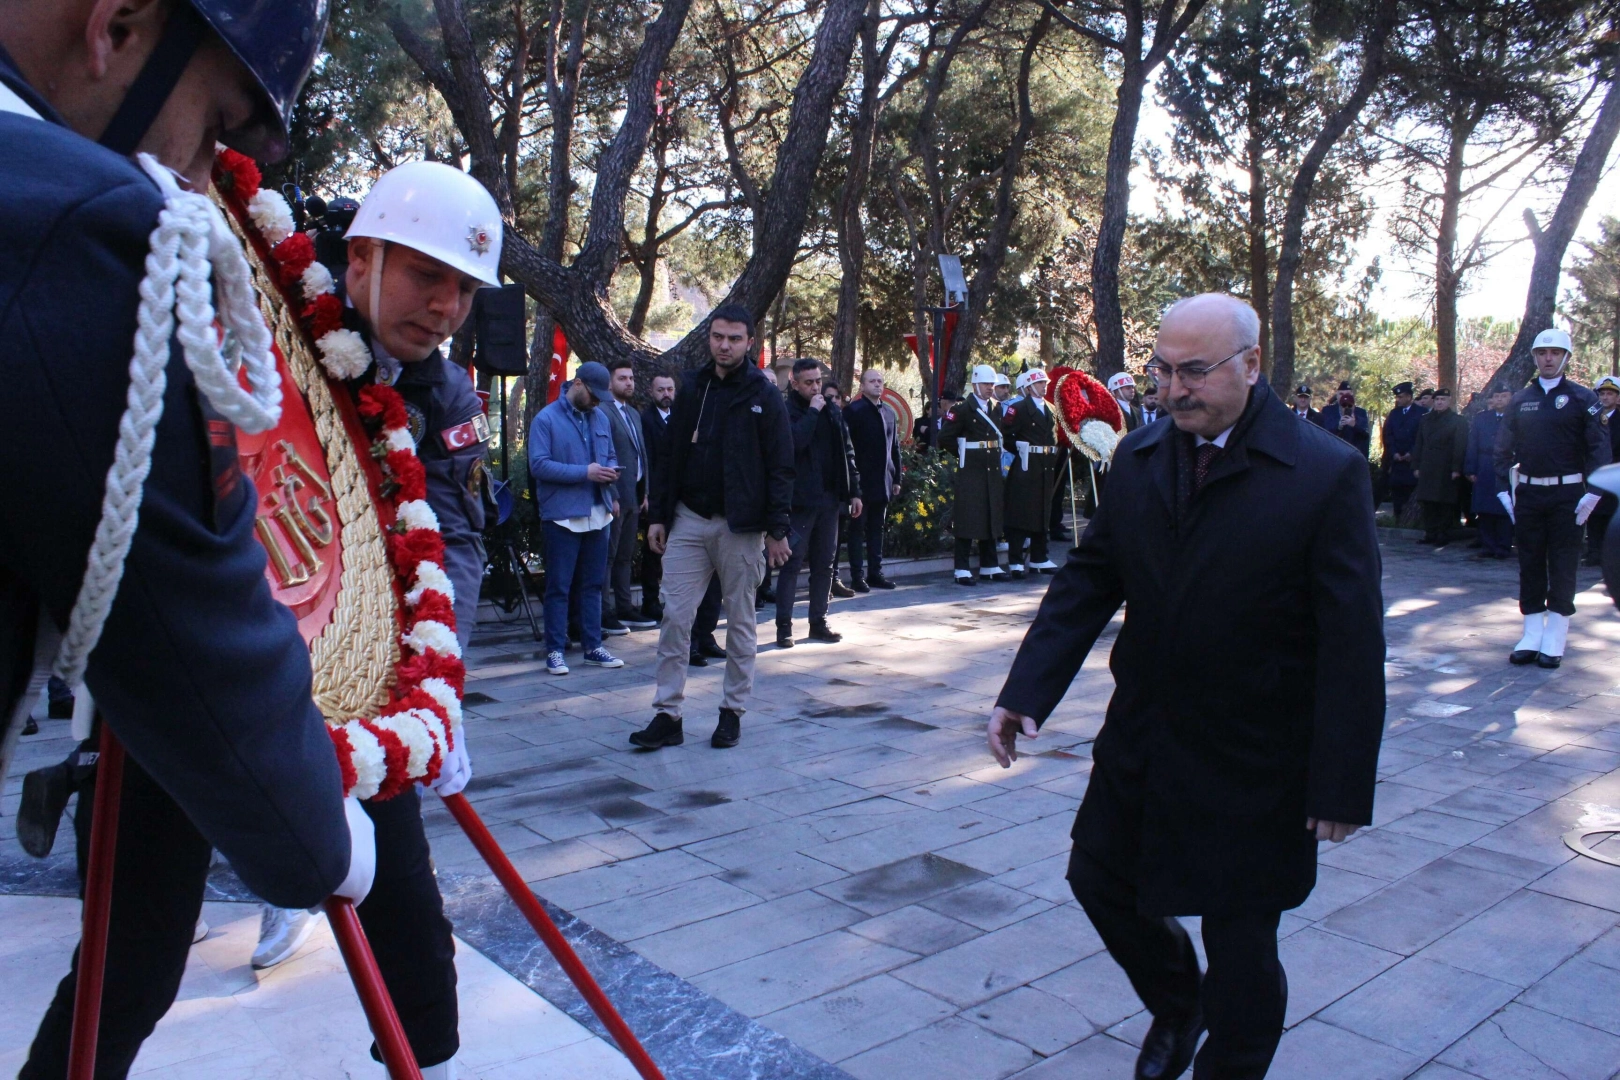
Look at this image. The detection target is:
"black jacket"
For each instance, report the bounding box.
[845,395,902,503]
[0,53,348,907]
[1494,376,1609,487]
[784,391,860,511]
[642,402,673,483]
[996,379,1385,916]
[650,362,794,536]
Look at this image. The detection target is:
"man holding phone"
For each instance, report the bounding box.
[529,361,626,676]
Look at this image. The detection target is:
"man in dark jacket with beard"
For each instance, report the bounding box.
[988,294,1385,1080]
[775,360,862,646]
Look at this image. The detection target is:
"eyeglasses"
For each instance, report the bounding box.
[1143,346,1253,389]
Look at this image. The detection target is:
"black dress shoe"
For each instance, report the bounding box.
[808,621,841,643]
[776,626,795,648]
[1536,652,1562,669]
[629,713,684,750]
[1050,527,1071,541]
[757,587,777,605]
[1135,1009,1204,1080]
[696,637,727,659]
[711,708,741,748]
[1509,649,1539,665]
[640,604,665,623]
[1008,569,1026,580]
[830,578,854,599]
[22,715,38,736]
[850,577,871,594]
[868,574,897,590]
[956,574,976,586]
[688,651,708,667]
[18,763,72,858]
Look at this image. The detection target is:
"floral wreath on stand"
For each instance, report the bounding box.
[1048,366,1126,467]
[215,149,463,802]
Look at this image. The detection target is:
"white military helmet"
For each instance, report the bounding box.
[1532,327,1573,354]
[346,161,503,286]
[971,364,999,385]
[994,372,1011,387]
[1016,369,1049,390]
[1107,372,1135,393]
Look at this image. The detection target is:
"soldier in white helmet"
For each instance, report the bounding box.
[1109,371,1144,432]
[251,161,502,1079]
[1495,327,1611,669]
[940,365,1007,583]
[993,371,1012,403]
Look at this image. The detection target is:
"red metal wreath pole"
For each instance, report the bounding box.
[440,792,667,1080]
[67,723,125,1080]
[324,897,424,1080]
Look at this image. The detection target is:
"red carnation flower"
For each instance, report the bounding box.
[327,726,359,795]
[360,385,410,430]
[215,149,261,198]
[410,592,456,630]
[396,650,466,694]
[361,718,412,801]
[304,293,343,340]
[391,529,446,571]
[273,232,316,287]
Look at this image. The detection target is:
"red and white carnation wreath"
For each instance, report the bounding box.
[216,149,463,801]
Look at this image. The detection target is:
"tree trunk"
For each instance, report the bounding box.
[1090,44,1147,380]
[945,13,1051,389]
[1269,0,1397,394]
[1435,115,1473,394]
[1488,71,1620,391]
[831,0,884,391]
[1247,125,1270,364]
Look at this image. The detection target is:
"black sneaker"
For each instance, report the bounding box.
[601,616,630,637]
[808,621,841,643]
[618,611,657,630]
[18,763,72,858]
[629,713,684,750]
[696,636,727,659]
[830,579,854,599]
[711,708,741,749]
[868,574,897,590]
[850,577,871,594]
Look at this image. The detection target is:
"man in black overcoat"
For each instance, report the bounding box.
[988,294,1385,1080]
[1313,380,1371,457]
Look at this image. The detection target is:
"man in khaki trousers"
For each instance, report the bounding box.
[632,304,795,750]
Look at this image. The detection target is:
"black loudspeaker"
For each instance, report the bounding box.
[474,283,530,376]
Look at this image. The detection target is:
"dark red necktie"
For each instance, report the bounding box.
[1194,442,1221,490]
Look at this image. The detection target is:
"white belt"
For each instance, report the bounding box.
[1025,445,1058,455]
[957,438,1001,468]
[1523,473,1584,486]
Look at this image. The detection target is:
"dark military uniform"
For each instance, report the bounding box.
[1000,395,1061,573]
[1494,376,1610,618]
[1381,403,1427,518]
[939,394,1005,577]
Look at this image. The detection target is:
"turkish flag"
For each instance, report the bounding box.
[546,326,569,404]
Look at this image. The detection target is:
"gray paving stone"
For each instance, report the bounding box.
[1438,1002,1620,1080]
[922,882,1053,932]
[749,779,873,816]
[1393,761,1493,796]
[840,1016,1040,1080]
[801,806,1010,874]
[1444,844,1562,885]
[717,851,850,900]
[1481,760,1603,802]
[1032,951,1145,1034]
[622,798,785,851]
[935,815,1074,877]
[630,889,864,978]
[964,985,1093,1056]
[532,848,721,910]
[1419,891,1618,987]
[817,853,990,917]
[1277,927,1403,1026]
[1429,786,1550,826]
[1270,1019,1423,1079]
[990,852,1079,905]
[1318,828,1454,881]
[892,905,1104,1008]
[1321,858,1522,955]
[505,836,619,882]
[1291,865,1389,922]
[1319,957,1520,1057]
[849,905,983,957]
[575,874,762,941]
[691,930,916,1017]
[1519,957,1620,1035]
[1006,1032,1139,1078]
[1371,781,1452,825]
[1383,810,1500,849]
[1527,852,1620,913]
[1581,927,1620,971]
[969,788,1079,825]
[883,774,1005,811]
[760,974,957,1063]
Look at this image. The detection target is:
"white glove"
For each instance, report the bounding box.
[430,739,472,797]
[1497,490,1515,524]
[1576,492,1602,525]
[332,796,376,905]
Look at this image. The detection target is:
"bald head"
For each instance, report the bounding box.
[1150,292,1262,440]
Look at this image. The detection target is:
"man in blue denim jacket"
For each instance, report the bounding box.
[529,361,626,675]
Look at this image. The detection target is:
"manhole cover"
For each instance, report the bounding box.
[1563,828,1620,868]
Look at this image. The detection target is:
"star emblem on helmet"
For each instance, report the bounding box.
[467,225,493,255]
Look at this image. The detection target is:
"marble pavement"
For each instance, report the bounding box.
[5,533,1620,1079]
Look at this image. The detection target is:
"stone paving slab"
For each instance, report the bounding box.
[8,535,1620,1078]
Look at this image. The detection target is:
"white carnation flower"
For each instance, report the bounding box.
[316,329,371,381]
[247,189,295,245]
[385,428,416,453]
[372,709,436,780]
[402,619,462,659]
[419,677,464,738]
[300,260,335,298]
[406,562,455,606]
[396,499,441,533]
[1078,419,1120,465]
[337,720,386,801]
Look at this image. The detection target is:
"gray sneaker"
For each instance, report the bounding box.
[253,905,317,970]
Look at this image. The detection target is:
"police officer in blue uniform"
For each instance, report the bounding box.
[1,2,372,1076]
[1495,328,1610,669]
[1381,381,1426,518]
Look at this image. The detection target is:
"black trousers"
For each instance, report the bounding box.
[1479,513,1514,556]
[1068,847,1285,1080]
[777,503,840,627]
[641,530,664,615]
[23,770,459,1078]
[1515,484,1583,616]
[1420,499,1456,540]
[1390,483,1416,521]
[1005,528,1049,568]
[954,537,999,573]
[847,499,887,581]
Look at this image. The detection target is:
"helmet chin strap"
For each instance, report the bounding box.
[369,240,386,344]
[98,3,208,156]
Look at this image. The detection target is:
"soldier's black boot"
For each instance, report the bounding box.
[711,708,742,749]
[629,713,684,750]
[17,762,72,858]
[808,620,841,643]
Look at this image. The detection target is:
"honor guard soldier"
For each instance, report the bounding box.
[941,365,1007,584]
[1496,328,1610,668]
[2,2,373,1076]
[1001,370,1062,579]
[1109,372,1144,432]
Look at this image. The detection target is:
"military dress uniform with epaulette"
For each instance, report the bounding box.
[1494,374,1610,639]
[1000,394,1061,576]
[939,394,1005,581]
